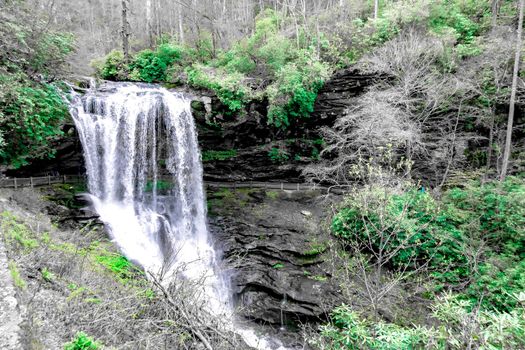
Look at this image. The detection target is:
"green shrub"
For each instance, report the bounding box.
[186,64,250,114]
[332,187,467,277]
[216,47,256,74]
[441,177,525,257]
[29,32,75,75]
[129,50,166,82]
[432,292,525,349]
[0,80,69,168]
[467,257,525,312]
[267,49,330,127]
[268,147,290,163]
[92,50,128,81]
[317,304,434,349]
[64,332,102,350]
[129,43,183,82]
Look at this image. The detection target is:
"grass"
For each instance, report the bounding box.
[302,242,328,256]
[1,211,39,251]
[95,253,141,284]
[8,261,26,289]
[266,190,279,200]
[309,275,328,282]
[201,149,237,162]
[272,262,284,269]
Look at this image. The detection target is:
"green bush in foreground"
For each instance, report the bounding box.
[317,294,525,350]
[331,186,467,282]
[64,332,102,350]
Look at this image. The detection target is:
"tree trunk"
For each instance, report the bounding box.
[491,0,500,28]
[146,0,153,47]
[500,0,524,180]
[178,2,185,44]
[484,112,495,183]
[374,0,379,19]
[121,0,130,62]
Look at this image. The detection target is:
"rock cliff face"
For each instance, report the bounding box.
[7,69,378,181]
[195,69,379,182]
[207,187,341,326]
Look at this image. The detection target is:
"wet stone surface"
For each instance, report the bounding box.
[208,188,342,327]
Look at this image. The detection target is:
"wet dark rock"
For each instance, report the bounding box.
[310,68,384,126]
[5,123,84,177]
[209,188,342,326]
[7,69,379,182]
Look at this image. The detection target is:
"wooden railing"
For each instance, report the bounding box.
[0,175,86,189]
[0,175,346,194]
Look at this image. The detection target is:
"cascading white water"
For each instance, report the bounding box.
[70,83,228,310]
[70,82,288,350]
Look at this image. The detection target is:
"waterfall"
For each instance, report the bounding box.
[70,83,228,310]
[70,82,288,350]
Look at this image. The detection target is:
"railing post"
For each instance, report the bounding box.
[14,178,17,189]
[63,175,66,184]
[281,182,284,190]
[297,183,300,191]
[48,175,51,185]
[30,177,33,188]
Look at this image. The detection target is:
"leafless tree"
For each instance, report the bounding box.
[500,0,524,180]
[305,29,462,187]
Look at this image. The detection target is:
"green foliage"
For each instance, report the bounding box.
[267,49,330,127]
[467,258,525,312]
[92,9,331,128]
[64,332,102,350]
[432,292,525,349]
[186,64,250,114]
[441,178,525,257]
[332,177,525,291]
[317,304,434,349]
[0,79,69,168]
[92,50,127,81]
[8,261,26,289]
[41,267,54,282]
[129,43,183,82]
[95,253,139,283]
[1,211,39,251]
[268,147,290,163]
[0,2,74,168]
[29,32,75,75]
[272,262,284,269]
[317,295,525,350]
[216,45,256,74]
[302,242,328,256]
[266,191,279,200]
[201,149,237,162]
[332,187,467,278]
